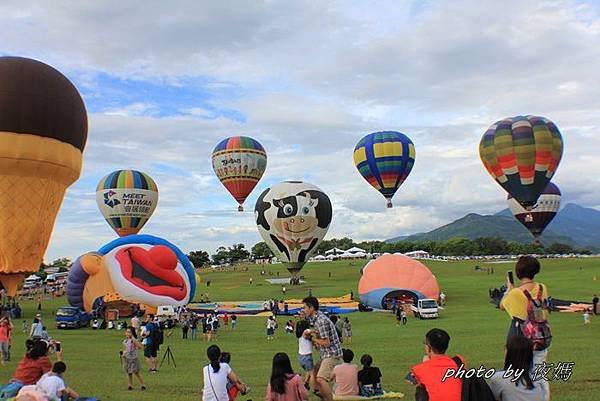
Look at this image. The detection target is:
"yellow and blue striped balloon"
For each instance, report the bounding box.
[96,170,159,237]
[353,131,415,208]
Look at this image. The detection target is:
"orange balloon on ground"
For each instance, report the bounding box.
[358,254,439,309]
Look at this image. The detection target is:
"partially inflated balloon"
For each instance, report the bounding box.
[0,57,88,295]
[255,181,332,274]
[96,170,158,237]
[212,136,267,211]
[479,115,563,209]
[67,234,196,314]
[354,131,415,208]
[508,182,561,239]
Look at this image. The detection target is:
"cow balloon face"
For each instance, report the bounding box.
[255,181,332,274]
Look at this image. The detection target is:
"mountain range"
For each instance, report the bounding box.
[386,203,600,250]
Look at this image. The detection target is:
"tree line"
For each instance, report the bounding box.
[37,237,593,272]
[185,236,592,268]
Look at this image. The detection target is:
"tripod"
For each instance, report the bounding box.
[160,345,176,368]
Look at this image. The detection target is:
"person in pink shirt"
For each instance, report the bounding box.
[331,349,359,396]
[265,352,309,401]
[0,317,13,365]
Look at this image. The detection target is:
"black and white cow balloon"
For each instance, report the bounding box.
[255,181,332,274]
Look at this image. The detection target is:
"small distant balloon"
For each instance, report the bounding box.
[96,170,158,237]
[212,136,267,211]
[479,115,563,209]
[254,181,332,275]
[508,182,561,240]
[354,131,415,208]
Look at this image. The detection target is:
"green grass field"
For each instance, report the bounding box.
[1,257,599,401]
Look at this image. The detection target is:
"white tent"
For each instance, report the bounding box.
[325,248,346,255]
[312,255,326,260]
[25,274,41,281]
[346,246,366,254]
[353,251,367,257]
[404,250,430,259]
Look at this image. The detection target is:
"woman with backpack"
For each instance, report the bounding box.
[500,256,551,400]
[202,345,248,401]
[487,335,546,401]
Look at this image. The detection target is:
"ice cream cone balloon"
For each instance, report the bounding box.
[0,57,88,295]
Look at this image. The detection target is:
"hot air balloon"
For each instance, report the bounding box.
[479,115,563,209]
[96,170,158,237]
[358,254,439,310]
[508,182,561,244]
[254,181,332,275]
[0,57,88,295]
[212,136,267,211]
[353,131,415,208]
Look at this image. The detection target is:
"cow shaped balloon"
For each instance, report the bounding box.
[254,181,332,275]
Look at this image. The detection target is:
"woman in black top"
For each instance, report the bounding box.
[357,354,383,396]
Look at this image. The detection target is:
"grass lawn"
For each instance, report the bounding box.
[1,257,599,401]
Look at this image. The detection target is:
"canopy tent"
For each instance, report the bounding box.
[325,248,346,255]
[346,246,366,253]
[404,250,430,259]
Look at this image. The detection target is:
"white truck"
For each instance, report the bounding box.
[411,298,439,319]
[156,305,179,326]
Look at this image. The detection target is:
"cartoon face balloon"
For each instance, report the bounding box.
[255,181,332,274]
[96,170,159,237]
[67,234,196,313]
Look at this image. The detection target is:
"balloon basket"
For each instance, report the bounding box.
[238,205,244,212]
[386,201,393,208]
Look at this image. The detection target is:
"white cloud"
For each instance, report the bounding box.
[2,0,599,261]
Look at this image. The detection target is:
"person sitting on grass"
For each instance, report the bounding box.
[487,335,546,401]
[285,320,294,334]
[0,339,62,398]
[357,354,383,397]
[331,349,358,396]
[32,361,79,401]
[202,345,248,401]
[265,352,309,401]
[409,328,465,401]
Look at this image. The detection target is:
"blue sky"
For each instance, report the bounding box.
[1,0,599,261]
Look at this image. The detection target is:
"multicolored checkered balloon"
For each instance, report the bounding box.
[479,115,563,209]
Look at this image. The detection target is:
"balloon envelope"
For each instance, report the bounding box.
[212,136,267,211]
[479,115,563,208]
[254,181,332,274]
[67,234,196,313]
[359,254,439,310]
[0,57,88,295]
[353,131,415,208]
[96,170,158,237]
[508,182,561,238]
